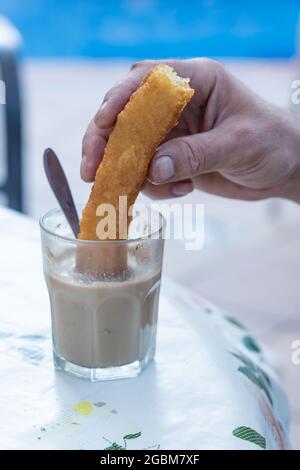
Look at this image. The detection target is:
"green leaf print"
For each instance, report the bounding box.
[104,442,124,450]
[238,366,273,405]
[231,351,271,386]
[232,426,266,449]
[123,432,142,440]
[242,335,261,353]
[103,432,142,450]
[230,351,273,405]
[225,315,247,330]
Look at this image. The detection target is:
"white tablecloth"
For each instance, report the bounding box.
[0,208,290,450]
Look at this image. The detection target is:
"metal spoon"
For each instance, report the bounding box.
[43,148,80,238]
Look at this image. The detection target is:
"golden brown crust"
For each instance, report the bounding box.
[79,64,194,241]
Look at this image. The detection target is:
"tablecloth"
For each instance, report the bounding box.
[0,208,290,450]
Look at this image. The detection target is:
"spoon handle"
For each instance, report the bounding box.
[43,148,80,238]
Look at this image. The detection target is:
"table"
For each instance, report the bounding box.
[0,207,290,450]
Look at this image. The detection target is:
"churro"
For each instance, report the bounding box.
[79,64,194,241]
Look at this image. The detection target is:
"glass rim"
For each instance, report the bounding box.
[39,205,166,245]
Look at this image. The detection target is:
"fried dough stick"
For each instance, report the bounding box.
[77,65,194,276]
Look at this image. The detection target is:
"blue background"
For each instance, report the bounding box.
[0,0,299,59]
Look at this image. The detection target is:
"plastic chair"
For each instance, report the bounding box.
[0,17,23,212]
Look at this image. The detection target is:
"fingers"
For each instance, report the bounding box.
[81,65,151,181]
[142,179,194,200]
[81,58,223,181]
[89,62,156,132]
[94,76,142,130]
[95,58,220,129]
[194,173,272,200]
[81,121,111,182]
[148,127,235,184]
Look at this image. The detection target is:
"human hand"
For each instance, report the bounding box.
[81,59,300,203]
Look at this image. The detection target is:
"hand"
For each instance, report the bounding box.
[81,59,300,203]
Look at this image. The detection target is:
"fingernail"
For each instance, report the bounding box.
[172,181,193,196]
[151,156,174,182]
[80,155,90,180]
[94,100,109,128]
[100,100,107,111]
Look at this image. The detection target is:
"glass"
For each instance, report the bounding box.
[40,205,165,382]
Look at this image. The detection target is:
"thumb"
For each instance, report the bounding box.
[148,129,234,184]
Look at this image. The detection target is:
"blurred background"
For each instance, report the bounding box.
[0,0,300,447]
